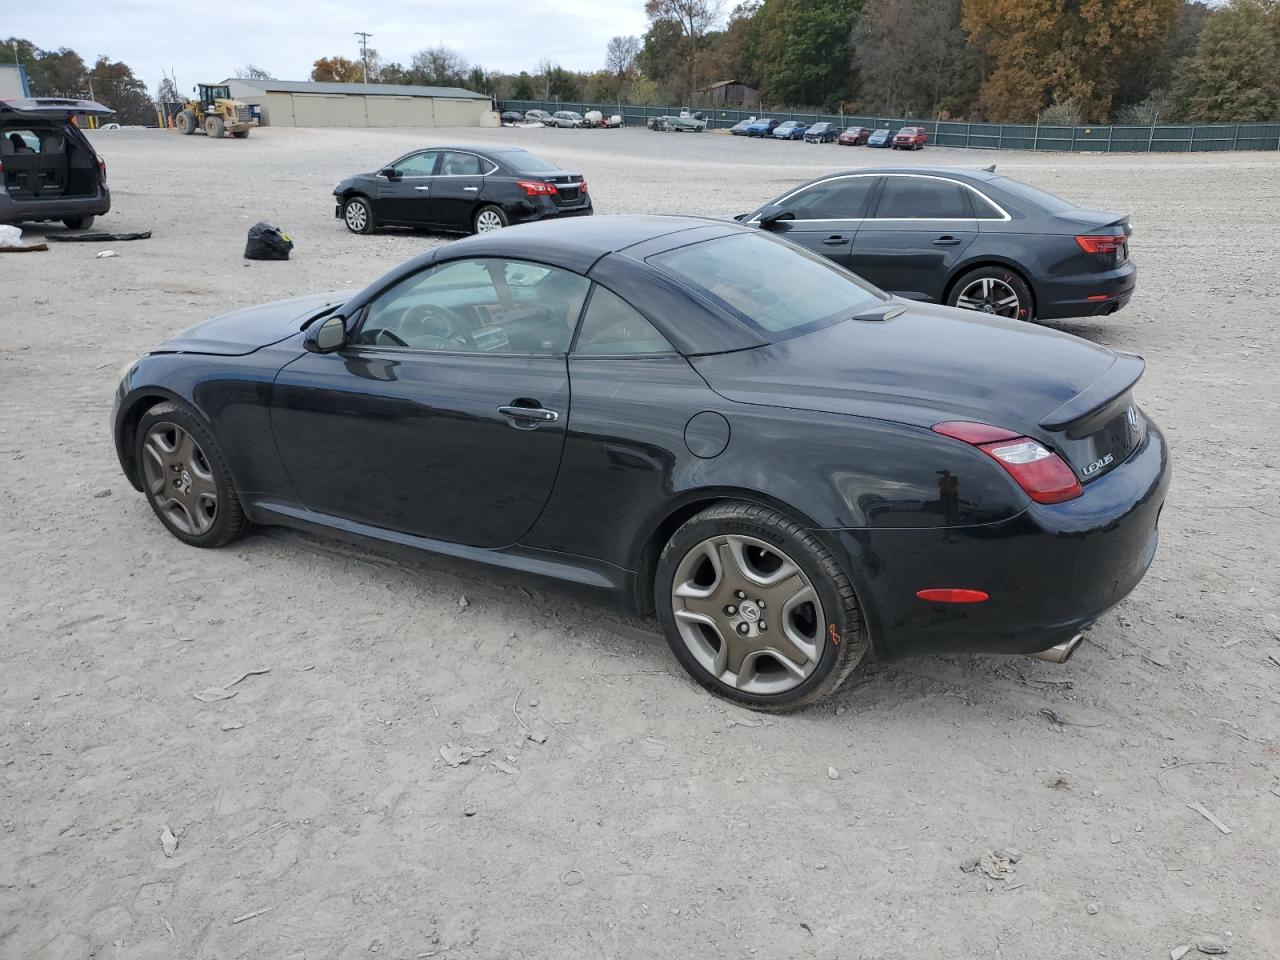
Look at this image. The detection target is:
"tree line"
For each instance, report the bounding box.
[2,38,155,125]
[309,0,1280,124]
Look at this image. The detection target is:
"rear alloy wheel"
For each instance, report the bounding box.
[136,402,248,548]
[949,267,1033,321]
[343,196,375,234]
[656,502,867,711]
[473,205,508,234]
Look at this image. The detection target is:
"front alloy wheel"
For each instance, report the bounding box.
[141,421,219,536]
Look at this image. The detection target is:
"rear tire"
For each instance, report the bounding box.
[63,216,94,231]
[176,110,198,135]
[342,195,375,234]
[948,266,1035,322]
[135,401,249,548]
[655,501,868,712]
[205,116,226,138]
[473,205,508,234]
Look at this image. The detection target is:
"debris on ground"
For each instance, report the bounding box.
[560,869,584,886]
[48,231,153,242]
[0,224,47,252]
[1196,935,1228,954]
[220,721,244,731]
[992,847,1022,863]
[230,907,271,925]
[160,826,178,857]
[92,489,112,498]
[458,596,469,610]
[978,852,1015,880]
[193,688,238,703]
[95,250,117,259]
[827,766,840,780]
[1143,647,1172,667]
[959,858,979,873]
[525,731,547,745]
[491,759,518,775]
[1171,945,1191,960]
[439,744,491,767]
[244,222,293,261]
[1086,902,1099,915]
[1186,800,1232,835]
[463,805,477,817]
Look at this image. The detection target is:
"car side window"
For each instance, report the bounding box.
[574,285,674,356]
[787,176,877,220]
[392,151,439,177]
[875,177,973,219]
[354,257,590,355]
[441,151,483,176]
[968,189,1006,220]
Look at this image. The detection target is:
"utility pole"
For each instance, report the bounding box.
[354,31,373,83]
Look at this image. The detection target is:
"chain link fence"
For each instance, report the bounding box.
[498,100,1280,153]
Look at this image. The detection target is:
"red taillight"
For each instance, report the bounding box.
[579,179,588,193]
[932,421,1082,505]
[517,179,557,197]
[98,157,106,181]
[916,588,989,604]
[1076,235,1125,255]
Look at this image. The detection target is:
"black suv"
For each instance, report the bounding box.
[1,98,112,230]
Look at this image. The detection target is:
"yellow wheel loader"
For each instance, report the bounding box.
[174,84,257,139]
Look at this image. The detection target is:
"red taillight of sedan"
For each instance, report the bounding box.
[98,157,107,181]
[517,179,557,197]
[1075,235,1126,255]
[932,421,1083,504]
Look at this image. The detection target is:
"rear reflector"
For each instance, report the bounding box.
[1076,235,1126,255]
[1086,294,1108,301]
[932,421,1083,505]
[916,588,989,604]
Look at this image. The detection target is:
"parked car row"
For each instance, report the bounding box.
[730,118,929,149]
[501,109,622,129]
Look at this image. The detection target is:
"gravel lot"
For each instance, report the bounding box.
[2,125,1279,960]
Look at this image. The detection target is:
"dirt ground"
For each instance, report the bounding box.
[2,125,1278,960]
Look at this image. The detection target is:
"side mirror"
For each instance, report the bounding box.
[305,314,347,353]
[756,204,795,229]
[379,166,398,179]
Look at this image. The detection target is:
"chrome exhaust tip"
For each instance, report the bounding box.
[1029,633,1083,664]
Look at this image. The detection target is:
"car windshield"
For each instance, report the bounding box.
[991,176,1076,214]
[651,232,885,338]
[499,150,562,173]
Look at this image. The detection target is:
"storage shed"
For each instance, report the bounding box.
[222,79,494,128]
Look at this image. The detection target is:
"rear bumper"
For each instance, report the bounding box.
[514,195,593,224]
[829,420,1170,660]
[1038,260,1137,320]
[0,187,110,224]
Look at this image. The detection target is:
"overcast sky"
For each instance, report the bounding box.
[5,0,651,92]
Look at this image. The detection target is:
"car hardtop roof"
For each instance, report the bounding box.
[817,166,998,182]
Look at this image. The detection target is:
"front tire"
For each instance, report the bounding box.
[948,266,1034,321]
[342,195,375,234]
[205,116,226,138]
[135,402,249,548]
[655,502,867,712]
[473,204,508,234]
[63,216,94,231]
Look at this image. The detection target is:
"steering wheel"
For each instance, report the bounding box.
[398,303,472,347]
[374,328,408,347]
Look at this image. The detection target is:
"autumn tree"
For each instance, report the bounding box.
[853,0,975,116]
[644,0,724,100]
[702,3,761,88]
[1173,0,1280,120]
[962,0,1182,122]
[606,35,642,75]
[310,56,363,83]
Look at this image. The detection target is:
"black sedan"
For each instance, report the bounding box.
[333,145,591,236]
[112,216,1168,711]
[739,167,1135,321]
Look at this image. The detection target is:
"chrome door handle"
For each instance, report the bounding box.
[414,186,430,192]
[464,186,480,192]
[498,404,558,424]
[822,236,848,245]
[932,236,962,245]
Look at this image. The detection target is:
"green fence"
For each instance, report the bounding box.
[499,100,1280,153]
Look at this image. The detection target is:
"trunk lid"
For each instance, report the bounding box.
[153,291,352,356]
[691,299,1144,483]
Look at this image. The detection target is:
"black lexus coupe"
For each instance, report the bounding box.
[333,144,591,236]
[739,167,1136,322]
[113,216,1169,711]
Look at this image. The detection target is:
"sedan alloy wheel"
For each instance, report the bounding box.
[671,534,825,695]
[955,276,1021,318]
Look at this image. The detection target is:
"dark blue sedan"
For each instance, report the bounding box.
[744,118,780,137]
[772,120,808,141]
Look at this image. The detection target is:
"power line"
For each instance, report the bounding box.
[354,31,373,84]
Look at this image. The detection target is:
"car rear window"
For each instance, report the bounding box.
[650,232,885,337]
[990,176,1076,214]
[500,150,562,173]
